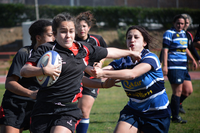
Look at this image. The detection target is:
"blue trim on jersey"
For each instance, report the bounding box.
[163,27,188,70]
[109,49,170,118]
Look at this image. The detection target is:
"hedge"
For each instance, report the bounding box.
[0,3,200,29]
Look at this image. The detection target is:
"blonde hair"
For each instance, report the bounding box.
[181,13,193,25]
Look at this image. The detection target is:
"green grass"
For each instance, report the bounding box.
[88,80,200,133]
[0,84,5,101]
[0,80,200,133]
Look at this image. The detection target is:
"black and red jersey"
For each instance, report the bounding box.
[27,40,107,104]
[75,34,107,75]
[194,24,200,43]
[3,46,40,101]
[186,31,200,60]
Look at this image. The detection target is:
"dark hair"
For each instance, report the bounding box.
[52,12,75,35]
[29,19,52,48]
[173,14,186,24]
[126,25,152,49]
[76,11,96,28]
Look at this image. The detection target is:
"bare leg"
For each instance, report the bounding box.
[171,83,183,97]
[76,95,95,133]
[78,95,95,119]
[179,80,193,113]
[114,121,138,133]
[182,80,193,96]
[50,125,71,133]
[0,125,23,133]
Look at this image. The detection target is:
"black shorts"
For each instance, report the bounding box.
[0,97,35,130]
[31,115,78,133]
[82,78,100,98]
[30,102,82,133]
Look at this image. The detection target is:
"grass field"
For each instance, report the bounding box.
[0,80,200,133]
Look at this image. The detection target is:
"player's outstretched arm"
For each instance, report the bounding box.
[92,63,152,80]
[82,76,120,88]
[106,47,141,61]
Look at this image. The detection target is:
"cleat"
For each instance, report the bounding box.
[171,116,187,124]
[179,104,186,114]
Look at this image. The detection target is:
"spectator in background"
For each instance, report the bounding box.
[181,13,200,66]
[162,14,197,124]
[193,24,200,49]
[178,13,200,114]
[160,14,200,115]
[0,19,54,133]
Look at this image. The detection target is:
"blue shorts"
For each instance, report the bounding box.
[167,69,191,84]
[118,105,170,133]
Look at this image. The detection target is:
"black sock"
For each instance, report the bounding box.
[180,94,187,105]
[170,94,180,118]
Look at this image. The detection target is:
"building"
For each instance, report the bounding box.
[0,0,199,9]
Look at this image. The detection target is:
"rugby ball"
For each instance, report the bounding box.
[36,50,62,87]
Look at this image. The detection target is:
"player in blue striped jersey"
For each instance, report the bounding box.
[92,25,171,133]
[163,22,188,70]
[162,14,197,124]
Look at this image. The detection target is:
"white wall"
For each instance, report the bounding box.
[22,21,34,47]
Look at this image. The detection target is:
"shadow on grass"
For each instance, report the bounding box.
[90,112,119,115]
[90,120,117,124]
[187,107,200,111]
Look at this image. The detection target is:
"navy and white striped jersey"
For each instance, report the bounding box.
[163,27,188,70]
[109,49,170,118]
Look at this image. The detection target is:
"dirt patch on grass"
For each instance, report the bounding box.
[0,26,22,46]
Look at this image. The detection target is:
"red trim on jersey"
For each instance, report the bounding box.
[72,86,83,102]
[90,35,100,46]
[71,43,92,102]
[0,105,5,118]
[69,43,79,56]
[187,31,194,40]
[26,61,37,66]
[82,45,90,65]
[30,117,32,125]
[75,119,81,130]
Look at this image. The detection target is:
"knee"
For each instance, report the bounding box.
[182,87,193,96]
[188,89,193,95]
[80,107,90,118]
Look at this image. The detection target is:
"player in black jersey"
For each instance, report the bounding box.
[0,19,54,133]
[193,24,200,49]
[20,12,141,133]
[75,11,108,133]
